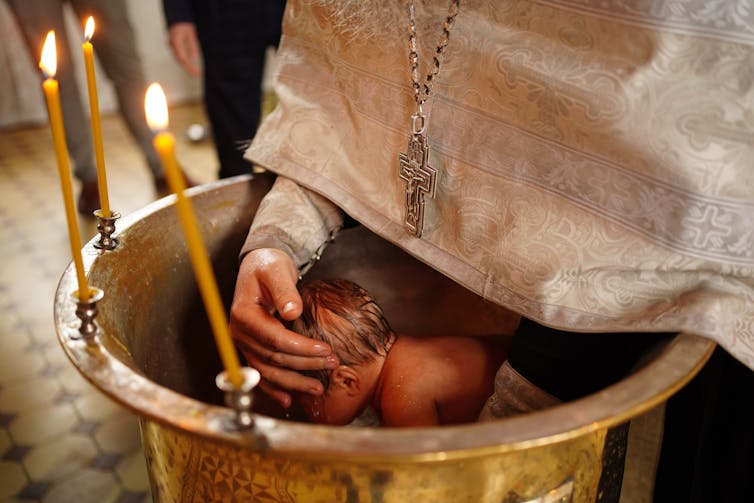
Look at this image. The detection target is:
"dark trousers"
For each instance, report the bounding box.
[511,319,754,502]
[193,0,285,179]
[655,347,754,502]
[509,318,666,401]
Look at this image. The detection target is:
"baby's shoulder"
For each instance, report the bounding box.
[386,338,446,376]
[382,345,454,396]
[379,368,439,425]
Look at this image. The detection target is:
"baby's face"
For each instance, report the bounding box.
[297,384,362,426]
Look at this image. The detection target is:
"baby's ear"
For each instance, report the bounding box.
[332,366,361,396]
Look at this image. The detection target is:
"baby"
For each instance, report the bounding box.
[291,279,506,427]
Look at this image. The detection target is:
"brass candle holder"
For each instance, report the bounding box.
[216,367,261,430]
[93,209,120,250]
[71,287,104,341]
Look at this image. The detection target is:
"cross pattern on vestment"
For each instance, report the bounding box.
[399,133,437,237]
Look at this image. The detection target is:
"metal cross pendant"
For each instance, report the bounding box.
[398,125,437,238]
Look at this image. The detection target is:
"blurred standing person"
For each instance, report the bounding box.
[162,0,286,179]
[6,0,173,215]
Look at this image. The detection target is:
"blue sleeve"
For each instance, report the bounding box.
[162,0,195,27]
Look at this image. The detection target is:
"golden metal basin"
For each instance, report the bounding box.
[54,174,714,502]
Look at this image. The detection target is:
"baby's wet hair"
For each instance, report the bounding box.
[293,278,394,389]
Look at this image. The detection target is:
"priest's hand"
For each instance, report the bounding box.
[229,248,337,408]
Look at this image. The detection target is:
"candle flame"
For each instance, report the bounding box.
[145,83,169,131]
[39,31,57,78]
[84,17,94,42]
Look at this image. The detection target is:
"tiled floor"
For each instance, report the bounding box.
[0,103,217,502]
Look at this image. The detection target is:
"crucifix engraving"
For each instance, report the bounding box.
[398,133,437,237]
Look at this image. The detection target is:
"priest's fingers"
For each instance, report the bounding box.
[257,381,293,409]
[243,248,303,321]
[255,378,320,410]
[235,331,338,371]
[242,354,325,408]
[230,309,332,364]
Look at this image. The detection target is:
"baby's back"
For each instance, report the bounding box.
[385,334,508,425]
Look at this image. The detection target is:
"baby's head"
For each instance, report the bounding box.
[291,279,395,424]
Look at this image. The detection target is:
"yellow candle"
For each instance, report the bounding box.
[40,31,90,301]
[82,17,110,217]
[145,83,242,387]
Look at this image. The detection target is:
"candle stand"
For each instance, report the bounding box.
[71,287,104,342]
[93,209,120,250]
[216,367,261,430]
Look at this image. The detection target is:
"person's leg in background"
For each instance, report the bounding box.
[71,0,168,192]
[7,0,100,214]
[194,0,285,179]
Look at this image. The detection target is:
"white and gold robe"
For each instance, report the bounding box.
[243,0,754,371]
